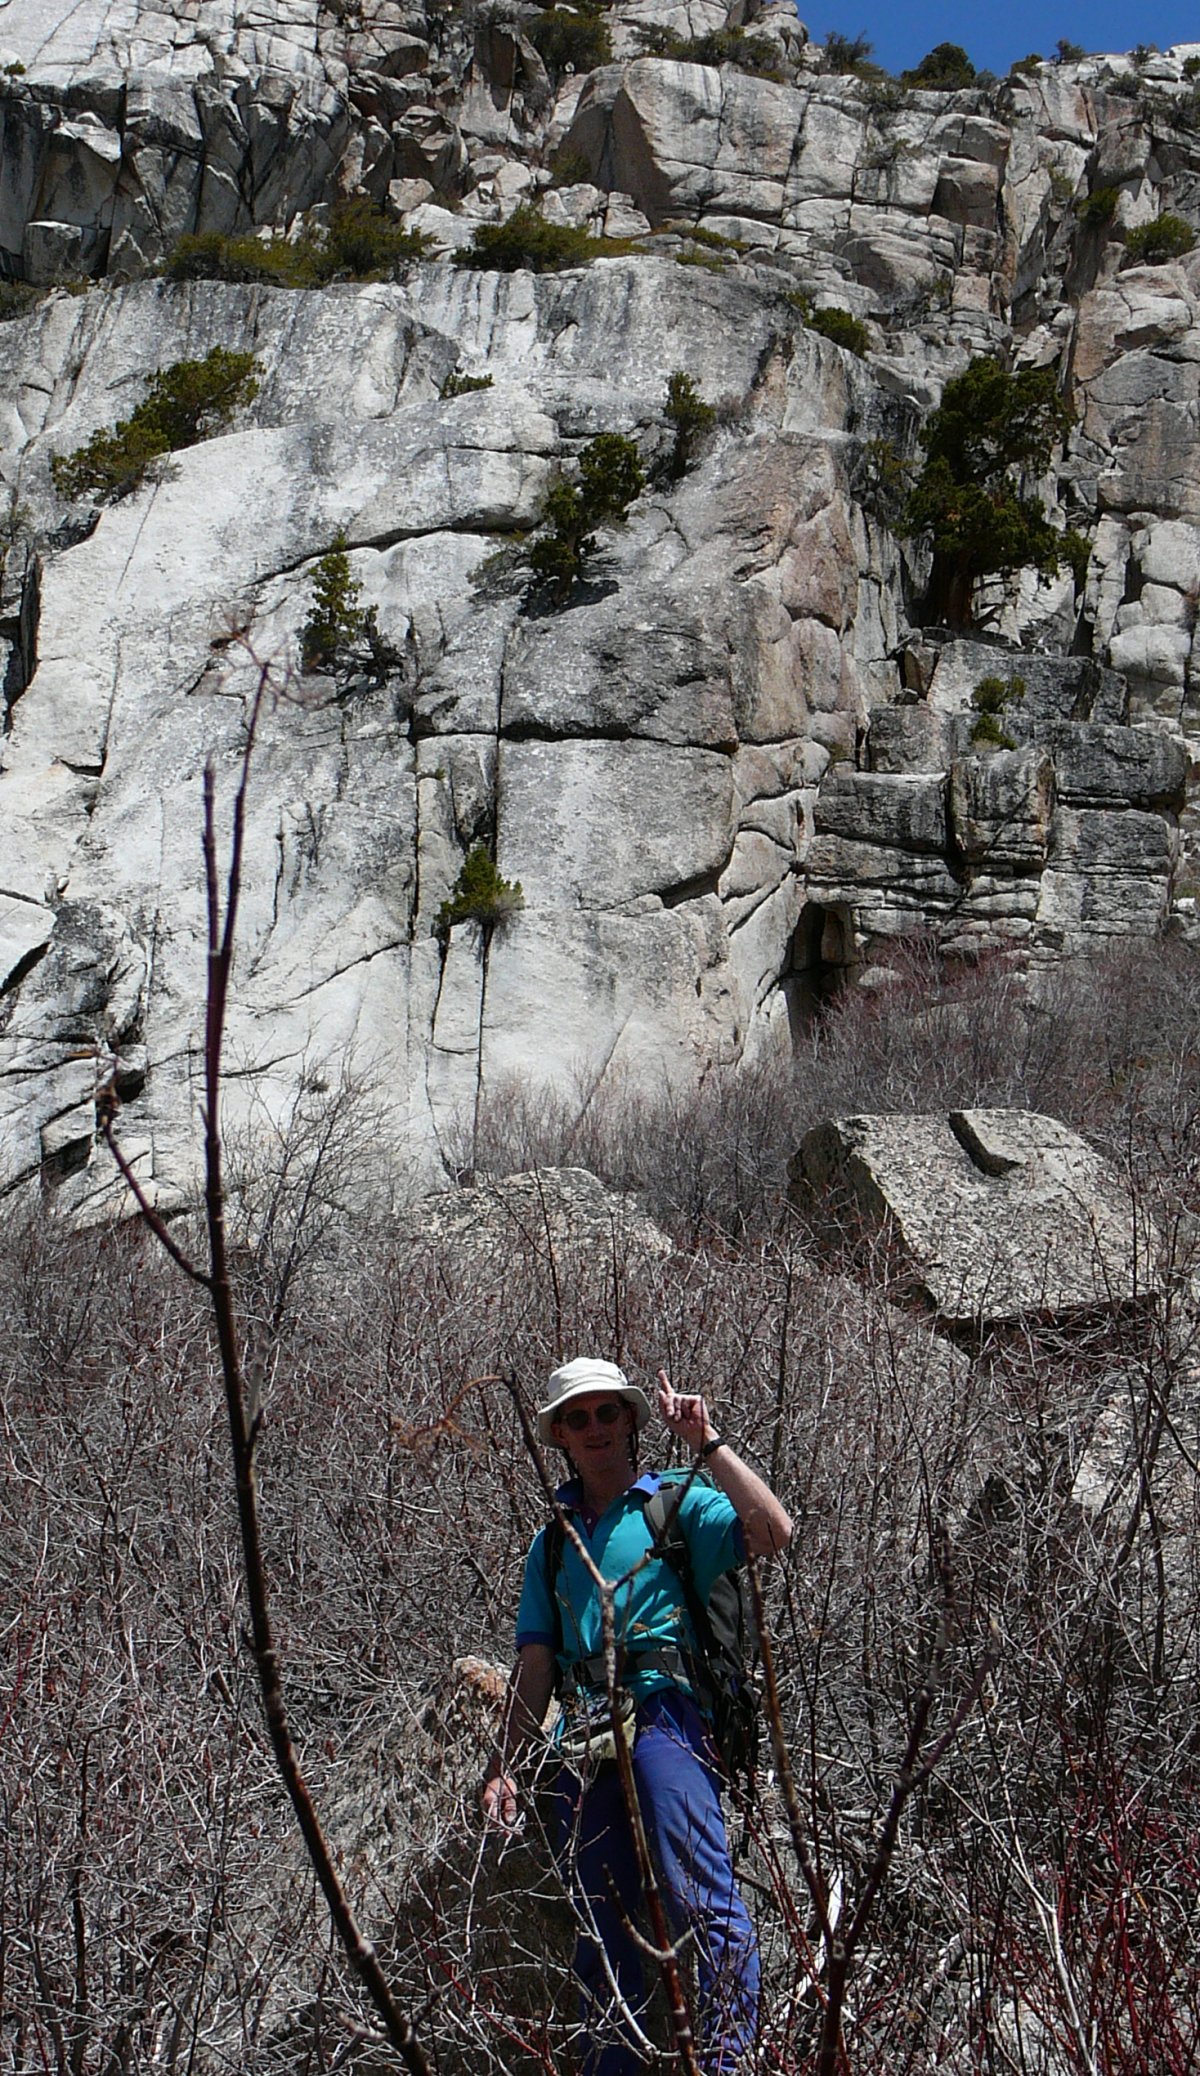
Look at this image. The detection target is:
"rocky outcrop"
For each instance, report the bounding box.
[0,3,1199,1208]
[791,1108,1157,1327]
[805,640,1190,967]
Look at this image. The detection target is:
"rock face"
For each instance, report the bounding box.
[792,1108,1156,1326]
[0,2,1199,1208]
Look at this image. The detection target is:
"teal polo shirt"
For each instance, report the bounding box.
[516,1472,744,1706]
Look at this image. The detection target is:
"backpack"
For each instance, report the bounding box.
[543,1468,761,1788]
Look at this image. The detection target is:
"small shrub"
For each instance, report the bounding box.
[528,431,645,599]
[970,671,1026,749]
[166,202,428,290]
[1184,55,1200,79]
[1010,53,1043,76]
[672,29,776,76]
[664,371,715,479]
[527,6,612,76]
[1077,185,1119,227]
[310,196,431,281]
[821,30,875,74]
[167,230,299,286]
[441,370,494,398]
[659,27,783,77]
[1056,38,1086,61]
[806,305,870,356]
[900,41,976,90]
[436,846,524,932]
[676,248,728,271]
[51,347,259,502]
[669,222,746,252]
[1123,213,1195,264]
[1048,169,1076,205]
[301,535,373,674]
[455,204,631,273]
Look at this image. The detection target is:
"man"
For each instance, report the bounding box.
[481,1356,793,2074]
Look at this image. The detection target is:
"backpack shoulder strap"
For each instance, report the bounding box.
[643,1480,712,1657]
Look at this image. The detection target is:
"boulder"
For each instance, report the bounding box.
[792,1109,1157,1326]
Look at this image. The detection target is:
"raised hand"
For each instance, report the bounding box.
[657,1368,715,1454]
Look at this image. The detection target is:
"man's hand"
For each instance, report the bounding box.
[657,1368,716,1454]
[481,1766,520,1833]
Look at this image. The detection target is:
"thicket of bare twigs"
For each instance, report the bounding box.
[6,937,1200,2074]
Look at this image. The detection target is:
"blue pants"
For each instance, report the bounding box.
[550,1690,759,2075]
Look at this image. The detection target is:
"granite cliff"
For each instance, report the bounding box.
[2,0,1200,1210]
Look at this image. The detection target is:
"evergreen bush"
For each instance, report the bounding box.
[970,672,1026,749]
[301,535,376,674]
[806,305,870,356]
[901,41,976,89]
[1123,213,1195,264]
[436,846,524,932]
[526,6,612,77]
[52,348,260,502]
[1077,186,1119,227]
[901,357,1080,625]
[167,201,429,289]
[455,204,635,273]
[664,371,715,479]
[528,432,645,598]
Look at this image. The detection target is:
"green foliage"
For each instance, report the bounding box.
[51,347,259,502]
[821,30,875,73]
[1077,185,1119,227]
[1123,213,1196,264]
[901,357,1078,625]
[301,534,372,674]
[806,305,870,356]
[970,672,1026,750]
[1011,54,1044,77]
[669,222,746,251]
[1184,54,1200,79]
[527,5,612,76]
[528,431,645,598]
[441,370,494,398]
[676,248,729,271]
[1056,38,1086,61]
[901,41,976,89]
[1048,169,1076,206]
[638,23,782,76]
[166,201,429,289]
[664,371,715,479]
[436,845,524,932]
[455,203,634,273]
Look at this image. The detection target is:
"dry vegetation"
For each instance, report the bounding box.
[6,938,1200,2073]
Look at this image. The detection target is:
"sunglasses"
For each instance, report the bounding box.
[558,1401,626,1432]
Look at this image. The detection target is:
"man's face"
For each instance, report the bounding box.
[551,1392,635,1477]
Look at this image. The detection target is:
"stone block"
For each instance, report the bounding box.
[813,767,948,852]
[950,749,1055,867]
[1048,723,1187,809]
[791,1108,1157,1324]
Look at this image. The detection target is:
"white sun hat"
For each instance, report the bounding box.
[537,1357,654,1444]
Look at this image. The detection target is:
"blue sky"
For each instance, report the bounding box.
[818,2,1200,77]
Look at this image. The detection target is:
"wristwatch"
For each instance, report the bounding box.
[699,1433,726,1461]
